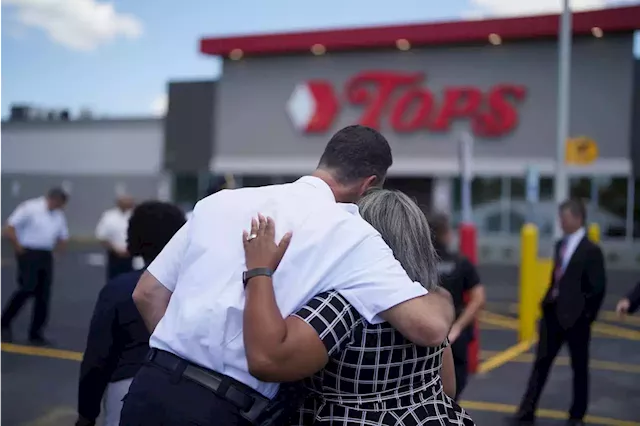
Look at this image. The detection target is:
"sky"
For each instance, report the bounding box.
[2,0,639,118]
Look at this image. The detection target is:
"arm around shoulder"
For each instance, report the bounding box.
[380,286,455,347]
[337,234,454,347]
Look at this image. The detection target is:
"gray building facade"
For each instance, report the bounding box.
[197,6,640,267]
[212,36,634,178]
[1,118,169,238]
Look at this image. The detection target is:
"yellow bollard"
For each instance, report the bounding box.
[588,223,600,243]
[518,224,539,342]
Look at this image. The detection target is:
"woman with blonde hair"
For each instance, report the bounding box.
[241,189,475,425]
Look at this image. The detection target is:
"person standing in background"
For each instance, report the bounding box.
[95,195,137,280]
[76,201,186,426]
[429,213,486,401]
[509,199,606,426]
[1,188,70,345]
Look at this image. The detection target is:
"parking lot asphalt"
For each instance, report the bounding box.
[2,247,639,425]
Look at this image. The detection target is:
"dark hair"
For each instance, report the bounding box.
[127,201,186,265]
[429,212,451,253]
[317,125,393,184]
[559,198,587,225]
[47,187,68,203]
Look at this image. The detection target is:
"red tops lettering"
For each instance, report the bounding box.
[296,71,526,137]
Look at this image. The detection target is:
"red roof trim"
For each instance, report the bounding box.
[200,6,640,57]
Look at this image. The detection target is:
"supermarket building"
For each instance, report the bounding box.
[2,6,640,264]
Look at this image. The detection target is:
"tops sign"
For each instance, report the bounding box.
[286,71,527,138]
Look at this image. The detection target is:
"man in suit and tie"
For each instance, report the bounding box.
[509,199,606,426]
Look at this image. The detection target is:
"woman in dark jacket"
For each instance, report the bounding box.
[75,201,185,426]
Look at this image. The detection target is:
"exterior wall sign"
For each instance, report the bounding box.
[286,71,527,137]
[565,136,599,165]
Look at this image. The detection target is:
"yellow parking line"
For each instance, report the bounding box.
[477,339,535,374]
[499,302,640,327]
[482,310,640,340]
[592,322,640,340]
[598,310,640,326]
[1,343,83,361]
[480,350,640,374]
[460,400,640,426]
[4,343,638,425]
[479,311,519,330]
[478,322,516,330]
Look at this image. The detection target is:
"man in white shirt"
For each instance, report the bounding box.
[95,195,136,280]
[1,188,70,345]
[121,125,455,425]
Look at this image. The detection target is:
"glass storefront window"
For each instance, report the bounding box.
[509,177,554,236]
[471,178,503,234]
[241,176,277,187]
[282,176,302,183]
[596,177,628,238]
[173,173,199,205]
[569,177,591,201]
[385,177,433,213]
[450,177,502,234]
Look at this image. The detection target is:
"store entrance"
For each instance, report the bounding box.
[384,177,433,214]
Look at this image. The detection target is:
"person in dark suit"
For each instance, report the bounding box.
[75,201,186,426]
[616,281,640,316]
[509,199,606,426]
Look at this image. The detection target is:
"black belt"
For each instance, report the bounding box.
[147,349,269,424]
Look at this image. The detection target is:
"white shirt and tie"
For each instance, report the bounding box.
[559,227,586,272]
[147,176,428,398]
[7,196,69,250]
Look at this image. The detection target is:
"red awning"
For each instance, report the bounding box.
[200,5,640,57]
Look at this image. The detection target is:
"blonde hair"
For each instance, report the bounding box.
[358,189,439,290]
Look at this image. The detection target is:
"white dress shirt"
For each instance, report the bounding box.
[147,176,428,398]
[560,227,586,272]
[96,207,144,269]
[7,196,69,250]
[95,208,132,253]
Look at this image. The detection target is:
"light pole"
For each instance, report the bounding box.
[460,132,473,225]
[554,0,572,238]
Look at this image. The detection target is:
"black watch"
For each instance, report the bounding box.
[242,268,274,287]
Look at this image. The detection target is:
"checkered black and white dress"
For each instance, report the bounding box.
[288,291,476,426]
